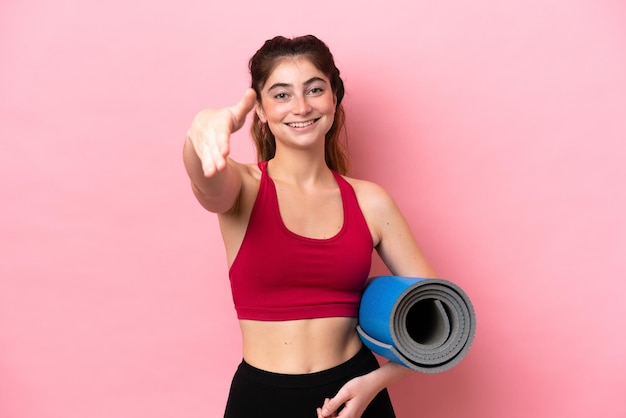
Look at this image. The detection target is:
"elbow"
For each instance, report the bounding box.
[191,182,238,214]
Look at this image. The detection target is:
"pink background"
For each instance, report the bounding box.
[2,0,625,417]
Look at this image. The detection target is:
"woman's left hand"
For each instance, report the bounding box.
[316,375,379,418]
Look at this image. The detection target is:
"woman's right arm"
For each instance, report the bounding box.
[183,89,257,213]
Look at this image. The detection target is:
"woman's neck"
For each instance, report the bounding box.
[267,149,333,188]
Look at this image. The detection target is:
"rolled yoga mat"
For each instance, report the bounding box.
[357,276,476,373]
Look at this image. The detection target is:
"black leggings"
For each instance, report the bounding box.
[224,345,396,418]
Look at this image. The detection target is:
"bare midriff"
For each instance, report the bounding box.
[239,317,363,374]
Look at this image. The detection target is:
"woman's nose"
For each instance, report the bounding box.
[292,94,312,115]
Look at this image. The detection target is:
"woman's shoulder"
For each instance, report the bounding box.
[340,175,405,247]
[340,175,397,212]
[231,160,262,181]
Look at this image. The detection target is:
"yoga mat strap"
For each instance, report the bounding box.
[357,276,476,373]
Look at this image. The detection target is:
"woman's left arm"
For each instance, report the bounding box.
[365,180,437,279]
[318,180,438,418]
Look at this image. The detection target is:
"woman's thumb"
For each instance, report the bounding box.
[229,88,257,129]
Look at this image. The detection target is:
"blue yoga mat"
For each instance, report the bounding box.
[357,276,476,373]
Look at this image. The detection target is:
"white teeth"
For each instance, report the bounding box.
[288,120,315,128]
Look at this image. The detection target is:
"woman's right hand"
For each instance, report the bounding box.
[186,88,257,177]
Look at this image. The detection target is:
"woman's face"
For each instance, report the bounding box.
[256,56,336,150]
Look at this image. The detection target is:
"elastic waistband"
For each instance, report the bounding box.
[236,345,375,389]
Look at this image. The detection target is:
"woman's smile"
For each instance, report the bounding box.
[286,118,321,129]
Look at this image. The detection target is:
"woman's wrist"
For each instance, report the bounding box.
[370,359,414,392]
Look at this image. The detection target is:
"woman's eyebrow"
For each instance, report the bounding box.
[267,77,327,92]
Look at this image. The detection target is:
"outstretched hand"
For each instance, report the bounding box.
[186,88,257,177]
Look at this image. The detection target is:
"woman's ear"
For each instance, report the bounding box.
[255,102,267,123]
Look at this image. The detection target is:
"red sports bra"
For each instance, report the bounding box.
[228,161,373,321]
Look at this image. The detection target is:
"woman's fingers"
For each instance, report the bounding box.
[208,129,230,172]
[319,397,339,418]
[188,89,257,177]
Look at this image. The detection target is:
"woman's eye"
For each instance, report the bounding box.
[309,87,324,95]
[274,92,289,100]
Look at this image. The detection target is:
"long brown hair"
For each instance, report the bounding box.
[249,35,349,174]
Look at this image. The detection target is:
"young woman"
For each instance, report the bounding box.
[183,35,436,418]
